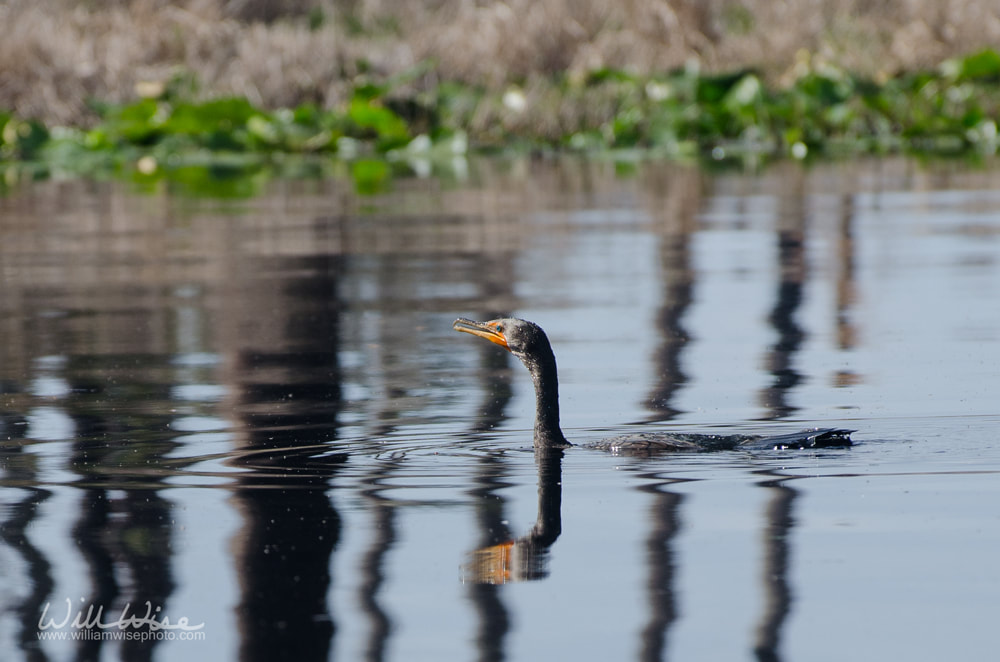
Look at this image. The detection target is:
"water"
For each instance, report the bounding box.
[1,157,999,661]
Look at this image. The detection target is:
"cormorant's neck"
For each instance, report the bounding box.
[523,348,571,448]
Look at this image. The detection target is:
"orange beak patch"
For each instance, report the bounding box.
[453,318,510,351]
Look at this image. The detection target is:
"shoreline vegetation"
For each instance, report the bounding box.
[2,1,1000,194]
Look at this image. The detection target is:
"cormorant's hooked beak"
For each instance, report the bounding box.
[453,318,510,351]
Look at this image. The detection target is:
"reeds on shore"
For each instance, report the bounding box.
[3,0,999,127]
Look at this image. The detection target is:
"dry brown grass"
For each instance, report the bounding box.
[2,0,1000,126]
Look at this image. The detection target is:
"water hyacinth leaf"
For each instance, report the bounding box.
[723,74,762,110]
[0,111,13,151]
[612,108,643,146]
[966,119,998,150]
[586,68,637,86]
[794,72,853,105]
[823,103,855,130]
[164,98,262,134]
[247,115,280,145]
[103,99,163,143]
[954,49,1000,81]
[352,81,389,102]
[351,158,390,194]
[167,162,269,198]
[1,116,49,159]
[348,96,410,150]
[696,71,748,104]
[961,107,986,129]
[297,129,335,152]
[292,103,323,126]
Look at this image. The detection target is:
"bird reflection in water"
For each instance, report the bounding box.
[462,450,688,662]
[463,448,565,584]
[464,455,809,662]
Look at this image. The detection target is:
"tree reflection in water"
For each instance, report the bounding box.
[226,254,346,662]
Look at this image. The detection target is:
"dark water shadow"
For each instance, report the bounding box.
[356,457,405,662]
[0,483,53,662]
[224,254,346,662]
[760,167,807,420]
[29,367,183,662]
[751,469,801,662]
[632,473,686,662]
[642,166,701,422]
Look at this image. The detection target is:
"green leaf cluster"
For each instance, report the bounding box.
[81,89,413,158]
[1,78,458,194]
[574,48,1000,160]
[1,49,999,194]
[0,112,49,160]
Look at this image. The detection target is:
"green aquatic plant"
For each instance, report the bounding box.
[577,49,1000,161]
[1,112,49,160]
[1,49,999,194]
[81,92,405,157]
[9,78,433,195]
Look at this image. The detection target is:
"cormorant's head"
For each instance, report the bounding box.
[454,316,567,446]
[453,317,552,364]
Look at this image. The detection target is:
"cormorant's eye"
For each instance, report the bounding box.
[494,324,504,334]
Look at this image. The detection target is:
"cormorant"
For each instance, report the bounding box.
[454,317,852,454]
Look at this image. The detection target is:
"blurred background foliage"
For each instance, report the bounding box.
[1,0,999,194]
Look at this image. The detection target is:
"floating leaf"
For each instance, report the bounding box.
[1,115,49,159]
[586,68,637,86]
[954,49,1000,81]
[164,98,261,135]
[723,74,762,110]
[696,71,748,104]
[348,96,409,151]
[103,99,163,144]
[246,115,280,145]
[351,158,390,194]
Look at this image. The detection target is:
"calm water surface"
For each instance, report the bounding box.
[1,158,999,661]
